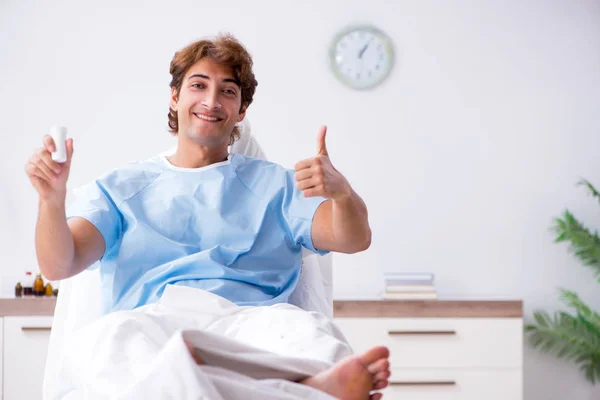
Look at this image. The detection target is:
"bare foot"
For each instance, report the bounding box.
[301,346,390,400]
[184,339,391,399]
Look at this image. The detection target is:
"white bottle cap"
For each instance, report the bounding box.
[50,126,68,163]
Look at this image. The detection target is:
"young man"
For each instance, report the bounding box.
[26,35,389,399]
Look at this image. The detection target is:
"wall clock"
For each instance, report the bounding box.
[329,25,394,90]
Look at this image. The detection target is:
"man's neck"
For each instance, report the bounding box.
[167,136,229,169]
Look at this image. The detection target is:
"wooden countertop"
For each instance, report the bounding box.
[0,298,523,318]
[0,298,57,316]
[333,300,523,318]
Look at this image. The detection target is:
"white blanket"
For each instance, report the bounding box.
[52,285,354,400]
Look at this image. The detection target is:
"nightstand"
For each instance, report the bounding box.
[334,300,523,400]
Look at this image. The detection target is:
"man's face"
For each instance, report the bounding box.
[171,58,245,147]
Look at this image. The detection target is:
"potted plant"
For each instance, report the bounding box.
[525,179,600,384]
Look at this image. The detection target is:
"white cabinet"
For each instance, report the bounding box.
[384,369,522,400]
[0,318,3,397]
[3,316,53,400]
[335,317,523,400]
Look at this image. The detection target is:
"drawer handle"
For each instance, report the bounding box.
[390,380,456,386]
[21,327,52,332]
[388,330,456,335]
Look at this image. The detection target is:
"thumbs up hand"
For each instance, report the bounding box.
[316,125,329,157]
[294,126,350,200]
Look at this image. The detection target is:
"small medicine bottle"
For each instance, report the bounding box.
[44,283,53,297]
[15,282,23,298]
[23,271,34,296]
[33,272,45,297]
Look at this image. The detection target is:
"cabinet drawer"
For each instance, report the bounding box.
[380,368,522,400]
[335,318,522,368]
[4,316,53,400]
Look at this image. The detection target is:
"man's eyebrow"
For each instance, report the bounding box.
[188,74,240,87]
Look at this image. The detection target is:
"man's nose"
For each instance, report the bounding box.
[201,89,222,110]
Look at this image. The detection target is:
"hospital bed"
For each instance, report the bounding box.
[42,119,335,398]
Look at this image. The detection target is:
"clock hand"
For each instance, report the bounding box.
[358,40,372,59]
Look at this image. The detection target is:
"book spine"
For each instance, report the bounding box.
[384,273,434,280]
[382,292,438,300]
[385,285,435,292]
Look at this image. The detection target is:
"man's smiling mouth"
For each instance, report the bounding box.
[194,113,223,122]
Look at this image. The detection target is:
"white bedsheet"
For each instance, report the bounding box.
[51,285,353,400]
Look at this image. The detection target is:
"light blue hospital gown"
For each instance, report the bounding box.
[66,153,329,314]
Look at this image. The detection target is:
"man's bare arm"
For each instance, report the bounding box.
[311,193,371,254]
[36,202,105,280]
[294,126,371,254]
[26,135,105,280]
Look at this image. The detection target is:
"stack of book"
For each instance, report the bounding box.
[382,272,437,300]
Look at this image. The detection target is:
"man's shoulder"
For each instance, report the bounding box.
[92,157,164,202]
[231,154,292,198]
[232,153,292,181]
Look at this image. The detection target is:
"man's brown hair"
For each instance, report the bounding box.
[168,34,258,144]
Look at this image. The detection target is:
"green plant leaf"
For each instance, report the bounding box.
[527,179,600,383]
[553,210,600,280]
[577,179,600,207]
[526,309,600,383]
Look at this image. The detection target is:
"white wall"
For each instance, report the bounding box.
[1,0,599,398]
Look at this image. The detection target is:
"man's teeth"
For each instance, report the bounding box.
[195,113,220,122]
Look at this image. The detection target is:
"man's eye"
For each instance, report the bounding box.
[191,83,205,89]
[224,89,236,95]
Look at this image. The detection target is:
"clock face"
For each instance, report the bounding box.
[329,25,394,90]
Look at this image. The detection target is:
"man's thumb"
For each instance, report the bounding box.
[317,126,328,156]
[65,138,74,166]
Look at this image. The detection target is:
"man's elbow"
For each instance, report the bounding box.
[359,229,372,251]
[37,259,76,281]
[345,229,372,254]
[38,265,63,281]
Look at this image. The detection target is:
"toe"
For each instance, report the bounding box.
[373,380,389,390]
[368,359,390,374]
[370,393,383,400]
[360,346,390,365]
[373,370,390,382]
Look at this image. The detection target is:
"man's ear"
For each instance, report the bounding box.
[237,105,247,123]
[170,87,179,111]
